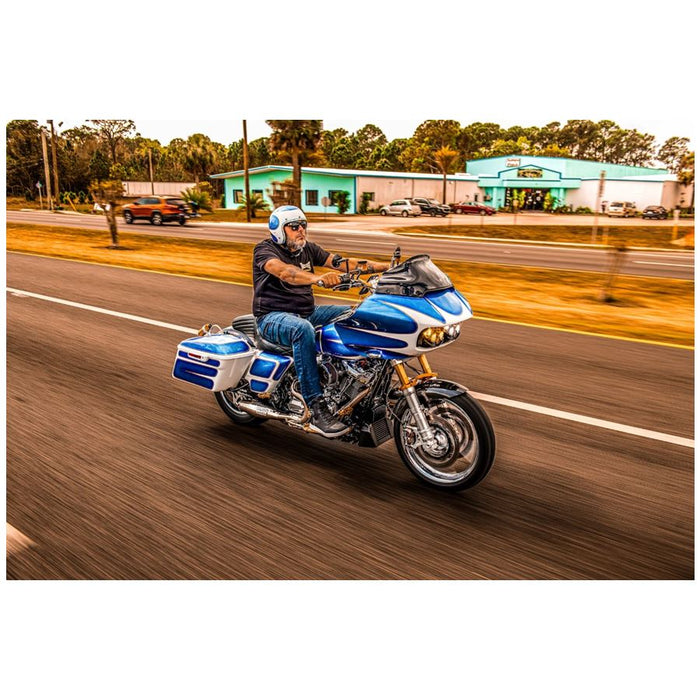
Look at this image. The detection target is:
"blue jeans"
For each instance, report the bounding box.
[257,305,350,403]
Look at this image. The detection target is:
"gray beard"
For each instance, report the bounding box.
[287,240,306,253]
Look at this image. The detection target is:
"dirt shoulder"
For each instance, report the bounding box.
[6,222,694,348]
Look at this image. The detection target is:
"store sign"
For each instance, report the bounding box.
[506,158,521,167]
[517,167,543,178]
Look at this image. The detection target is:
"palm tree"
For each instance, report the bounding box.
[433,146,459,204]
[266,120,323,207]
[677,152,695,211]
[183,133,218,183]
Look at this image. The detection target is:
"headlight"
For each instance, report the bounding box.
[418,327,445,347]
[418,324,461,347]
[446,323,461,339]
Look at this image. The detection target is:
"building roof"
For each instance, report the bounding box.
[466,154,669,179]
[210,164,478,181]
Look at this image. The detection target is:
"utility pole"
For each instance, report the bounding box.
[148,148,155,194]
[243,119,251,222]
[592,170,606,244]
[48,119,60,207]
[40,128,54,211]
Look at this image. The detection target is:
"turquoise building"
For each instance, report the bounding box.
[465,155,674,211]
[211,165,357,213]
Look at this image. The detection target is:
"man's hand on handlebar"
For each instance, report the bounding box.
[315,271,343,288]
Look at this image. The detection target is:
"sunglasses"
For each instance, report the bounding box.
[286,221,308,231]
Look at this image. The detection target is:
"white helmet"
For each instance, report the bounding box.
[268,205,307,245]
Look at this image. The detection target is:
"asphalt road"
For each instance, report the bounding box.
[8,210,695,279]
[6,252,694,579]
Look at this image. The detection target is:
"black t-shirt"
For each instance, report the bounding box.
[252,239,330,319]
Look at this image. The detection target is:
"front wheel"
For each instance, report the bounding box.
[380,209,388,216]
[215,388,267,425]
[393,392,495,491]
[123,211,134,224]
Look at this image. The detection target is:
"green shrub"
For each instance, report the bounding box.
[359,192,372,215]
[331,190,351,214]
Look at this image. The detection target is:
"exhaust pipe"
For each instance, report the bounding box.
[237,384,311,426]
[237,401,293,422]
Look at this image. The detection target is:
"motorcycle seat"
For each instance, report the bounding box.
[231,313,293,355]
[256,335,293,355]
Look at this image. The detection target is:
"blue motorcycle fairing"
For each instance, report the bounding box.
[340,296,419,334]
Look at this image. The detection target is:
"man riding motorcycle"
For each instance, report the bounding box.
[253,205,391,436]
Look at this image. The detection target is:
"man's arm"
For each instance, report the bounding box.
[263,258,341,287]
[323,253,391,274]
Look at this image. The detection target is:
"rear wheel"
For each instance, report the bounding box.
[480,210,487,216]
[178,215,187,225]
[394,391,495,491]
[151,211,163,225]
[215,388,267,425]
[401,210,409,217]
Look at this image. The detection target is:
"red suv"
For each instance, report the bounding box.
[451,201,496,216]
[122,196,191,226]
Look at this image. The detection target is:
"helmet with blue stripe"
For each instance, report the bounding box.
[268,205,307,245]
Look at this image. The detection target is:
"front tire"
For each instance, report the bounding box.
[123,211,134,224]
[380,209,388,216]
[393,391,495,491]
[215,388,267,425]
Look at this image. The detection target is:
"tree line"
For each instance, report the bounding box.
[6,118,694,203]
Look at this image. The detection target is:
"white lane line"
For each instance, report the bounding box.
[7,523,35,556]
[631,251,694,258]
[632,261,694,268]
[472,392,694,449]
[7,287,197,334]
[7,287,694,450]
[336,238,395,244]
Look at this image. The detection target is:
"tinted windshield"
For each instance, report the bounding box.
[376,255,453,297]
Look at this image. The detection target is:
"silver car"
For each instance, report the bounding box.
[608,201,637,218]
[379,199,422,217]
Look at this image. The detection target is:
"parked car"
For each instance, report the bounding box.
[607,201,636,218]
[122,196,191,225]
[410,197,450,217]
[451,201,496,216]
[379,199,422,217]
[641,205,668,220]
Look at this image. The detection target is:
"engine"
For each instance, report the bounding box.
[318,356,382,413]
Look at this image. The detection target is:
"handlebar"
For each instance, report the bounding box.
[315,269,379,295]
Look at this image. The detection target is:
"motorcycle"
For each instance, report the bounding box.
[172,248,496,491]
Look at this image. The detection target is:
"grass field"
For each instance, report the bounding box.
[6,222,694,347]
